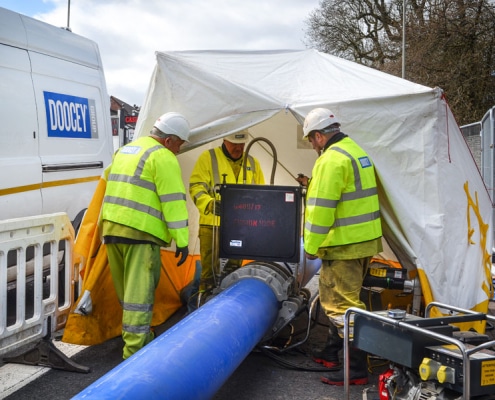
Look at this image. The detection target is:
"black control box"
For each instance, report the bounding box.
[219,184,302,263]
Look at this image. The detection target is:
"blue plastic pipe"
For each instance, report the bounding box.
[73,278,279,400]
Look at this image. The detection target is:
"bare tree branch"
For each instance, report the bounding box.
[304,0,495,124]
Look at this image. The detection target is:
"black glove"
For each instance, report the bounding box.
[175,246,189,266]
[208,199,222,216]
[213,200,221,216]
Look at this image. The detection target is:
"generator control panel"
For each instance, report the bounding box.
[422,344,495,396]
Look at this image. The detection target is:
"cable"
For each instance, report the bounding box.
[258,347,339,372]
[255,303,342,373]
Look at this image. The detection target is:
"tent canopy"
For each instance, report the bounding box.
[135,49,493,313]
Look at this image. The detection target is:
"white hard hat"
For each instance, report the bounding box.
[303,108,340,138]
[225,130,249,144]
[153,112,190,142]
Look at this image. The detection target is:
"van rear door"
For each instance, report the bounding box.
[0,27,42,220]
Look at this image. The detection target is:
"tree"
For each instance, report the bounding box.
[305,0,495,125]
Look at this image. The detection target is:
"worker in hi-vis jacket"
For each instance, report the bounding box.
[101,112,190,359]
[189,130,265,303]
[301,108,382,386]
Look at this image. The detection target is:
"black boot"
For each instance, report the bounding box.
[313,329,343,369]
[321,348,368,386]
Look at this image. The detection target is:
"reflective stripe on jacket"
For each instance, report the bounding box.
[304,136,381,255]
[102,136,189,247]
[189,146,265,226]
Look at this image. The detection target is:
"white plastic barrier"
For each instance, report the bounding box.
[0,213,78,357]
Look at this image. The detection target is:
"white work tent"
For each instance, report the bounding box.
[135,49,493,315]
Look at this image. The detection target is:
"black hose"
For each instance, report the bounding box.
[258,347,339,372]
[243,137,277,185]
[362,275,406,290]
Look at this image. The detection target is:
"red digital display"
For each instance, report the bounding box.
[124,116,138,124]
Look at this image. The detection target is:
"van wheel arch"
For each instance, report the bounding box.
[71,208,87,237]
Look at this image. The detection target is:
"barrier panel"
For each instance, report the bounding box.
[0,213,84,370]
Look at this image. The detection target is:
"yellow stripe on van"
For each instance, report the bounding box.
[0,176,101,196]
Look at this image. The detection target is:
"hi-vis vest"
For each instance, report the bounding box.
[189,147,265,226]
[102,136,189,247]
[304,137,381,255]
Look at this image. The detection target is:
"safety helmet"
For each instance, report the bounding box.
[302,108,340,138]
[225,130,249,144]
[153,112,190,142]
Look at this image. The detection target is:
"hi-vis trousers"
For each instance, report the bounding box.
[106,242,161,359]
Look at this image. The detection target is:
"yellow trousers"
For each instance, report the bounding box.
[319,257,371,337]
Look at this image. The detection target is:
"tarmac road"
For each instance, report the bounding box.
[1,280,378,400]
[7,277,494,399]
[1,313,374,400]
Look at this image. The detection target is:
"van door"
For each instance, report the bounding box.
[0,43,42,220]
[30,50,111,220]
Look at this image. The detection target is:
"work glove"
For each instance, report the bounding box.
[175,246,189,267]
[207,199,222,216]
[296,173,310,187]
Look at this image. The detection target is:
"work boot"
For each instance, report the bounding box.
[186,291,199,314]
[313,331,343,369]
[320,348,368,386]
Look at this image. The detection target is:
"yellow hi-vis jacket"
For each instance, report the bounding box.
[102,136,189,248]
[189,146,265,226]
[304,136,381,256]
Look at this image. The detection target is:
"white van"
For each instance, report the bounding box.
[0,7,113,227]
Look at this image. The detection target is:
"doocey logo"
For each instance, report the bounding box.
[43,91,98,138]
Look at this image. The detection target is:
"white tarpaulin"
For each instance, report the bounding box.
[135,49,493,315]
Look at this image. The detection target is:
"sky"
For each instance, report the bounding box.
[0,0,321,107]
